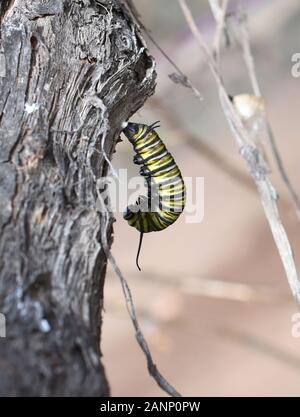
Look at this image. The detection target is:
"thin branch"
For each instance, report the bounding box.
[97,192,181,397]
[178,0,300,308]
[233,8,300,219]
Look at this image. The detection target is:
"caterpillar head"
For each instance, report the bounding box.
[122,122,147,142]
[122,122,161,143]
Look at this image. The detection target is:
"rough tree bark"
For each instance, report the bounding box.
[0,0,156,396]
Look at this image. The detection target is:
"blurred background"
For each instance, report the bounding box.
[102,0,300,396]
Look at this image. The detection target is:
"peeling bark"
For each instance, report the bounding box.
[0,0,156,396]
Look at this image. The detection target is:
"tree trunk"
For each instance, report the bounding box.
[0,0,155,396]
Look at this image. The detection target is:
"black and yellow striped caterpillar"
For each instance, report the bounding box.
[122,121,186,270]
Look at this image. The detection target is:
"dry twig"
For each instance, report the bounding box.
[178,0,300,308]
[232,7,300,220]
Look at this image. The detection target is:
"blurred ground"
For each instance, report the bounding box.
[101,0,300,396]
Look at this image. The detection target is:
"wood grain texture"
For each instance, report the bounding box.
[0,0,156,396]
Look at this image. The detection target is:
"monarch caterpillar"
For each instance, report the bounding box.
[122,121,186,270]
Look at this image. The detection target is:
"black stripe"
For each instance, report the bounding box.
[148,159,176,176]
[160,193,185,201]
[157,176,183,186]
[141,148,168,164]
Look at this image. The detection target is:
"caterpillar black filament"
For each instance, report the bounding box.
[122,121,186,270]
